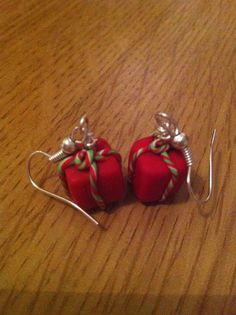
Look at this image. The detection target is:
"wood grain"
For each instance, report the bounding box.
[1,1,236,314]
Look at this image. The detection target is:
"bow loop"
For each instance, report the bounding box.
[149,138,170,154]
[74,149,95,170]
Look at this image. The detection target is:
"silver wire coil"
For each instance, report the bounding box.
[48,150,68,163]
[181,147,193,167]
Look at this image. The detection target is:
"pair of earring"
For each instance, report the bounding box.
[28,113,216,229]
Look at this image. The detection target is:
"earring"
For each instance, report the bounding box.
[27,115,125,229]
[128,112,216,204]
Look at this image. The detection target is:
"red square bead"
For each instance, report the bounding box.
[128,136,187,203]
[59,138,125,210]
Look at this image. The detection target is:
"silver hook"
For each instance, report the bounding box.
[155,113,217,204]
[27,151,105,228]
[186,129,216,204]
[27,136,105,229]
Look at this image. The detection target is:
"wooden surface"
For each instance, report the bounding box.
[1,1,236,314]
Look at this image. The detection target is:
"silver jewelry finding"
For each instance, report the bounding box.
[49,115,97,163]
[155,112,216,204]
[27,115,105,229]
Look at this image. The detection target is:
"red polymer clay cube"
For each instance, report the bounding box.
[62,138,125,211]
[128,136,187,203]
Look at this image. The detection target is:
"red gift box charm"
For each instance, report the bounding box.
[128,112,216,204]
[58,137,125,210]
[128,136,187,203]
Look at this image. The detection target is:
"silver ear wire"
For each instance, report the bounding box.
[186,129,216,204]
[27,118,105,229]
[155,113,216,204]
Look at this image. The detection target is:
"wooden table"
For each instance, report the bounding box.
[1,1,236,314]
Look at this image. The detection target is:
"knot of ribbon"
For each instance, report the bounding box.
[58,148,120,209]
[128,137,179,201]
